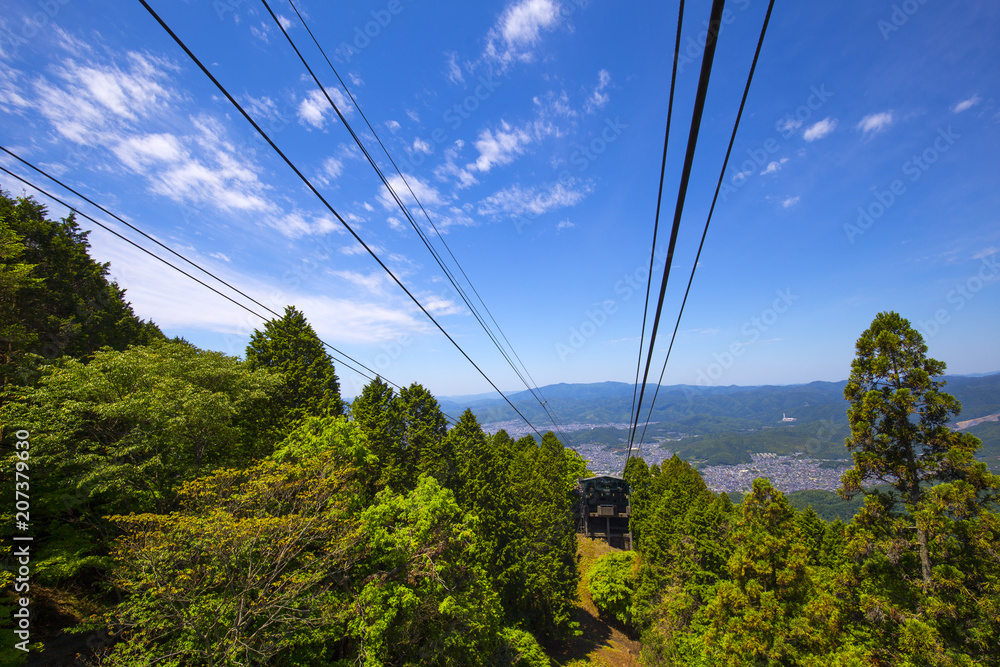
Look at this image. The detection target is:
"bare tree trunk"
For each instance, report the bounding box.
[917,526,932,587]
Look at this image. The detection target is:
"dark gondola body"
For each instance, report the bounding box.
[575,475,631,550]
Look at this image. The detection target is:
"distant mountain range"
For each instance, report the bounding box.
[438,373,1000,467]
[439,372,1000,429]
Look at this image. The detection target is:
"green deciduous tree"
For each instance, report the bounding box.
[0,340,282,585]
[246,305,344,429]
[104,447,359,666]
[588,550,638,628]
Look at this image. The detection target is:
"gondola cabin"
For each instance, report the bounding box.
[576,475,631,550]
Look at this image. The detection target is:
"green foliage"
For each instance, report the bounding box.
[697,479,811,664]
[0,216,42,392]
[349,475,504,667]
[103,450,358,666]
[588,551,638,628]
[0,340,282,588]
[494,627,551,667]
[786,489,865,522]
[246,305,344,429]
[842,312,1000,587]
[398,381,448,480]
[350,377,406,493]
[0,191,162,383]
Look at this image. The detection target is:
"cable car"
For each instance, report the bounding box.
[575,475,631,550]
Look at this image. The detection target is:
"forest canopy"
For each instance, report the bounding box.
[2,195,998,665]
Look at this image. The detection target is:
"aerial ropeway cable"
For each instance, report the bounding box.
[263,0,572,445]
[633,0,777,459]
[138,0,546,439]
[0,155,463,422]
[626,0,729,470]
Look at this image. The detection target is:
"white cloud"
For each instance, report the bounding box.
[557,219,574,230]
[470,121,532,172]
[973,246,997,260]
[250,22,271,43]
[584,69,611,113]
[760,157,789,175]
[803,117,837,141]
[112,133,185,172]
[857,111,894,135]
[377,173,446,211]
[385,119,401,133]
[32,52,176,144]
[782,196,800,208]
[952,95,981,114]
[412,137,433,154]
[315,156,344,187]
[533,90,576,118]
[277,14,292,29]
[209,252,231,262]
[445,51,464,84]
[297,87,354,129]
[777,117,802,135]
[88,234,429,345]
[434,142,479,189]
[406,109,420,123]
[271,210,340,238]
[478,179,591,218]
[332,270,389,295]
[484,0,560,67]
[423,296,464,316]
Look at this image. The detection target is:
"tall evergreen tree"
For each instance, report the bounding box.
[245,305,344,427]
[398,382,448,483]
[840,311,998,586]
[0,219,42,391]
[0,192,162,380]
[350,376,405,493]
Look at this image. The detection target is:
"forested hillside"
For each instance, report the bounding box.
[442,375,1000,431]
[4,194,1000,665]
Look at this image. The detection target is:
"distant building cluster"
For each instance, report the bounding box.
[701,452,851,494]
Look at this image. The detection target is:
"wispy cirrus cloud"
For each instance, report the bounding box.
[952,95,981,114]
[478,178,591,218]
[483,0,561,67]
[584,69,611,113]
[857,111,894,135]
[803,117,837,141]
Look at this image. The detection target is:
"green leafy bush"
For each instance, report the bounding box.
[588,550,638,628]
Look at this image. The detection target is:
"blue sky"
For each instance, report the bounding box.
[1,0,998,401]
